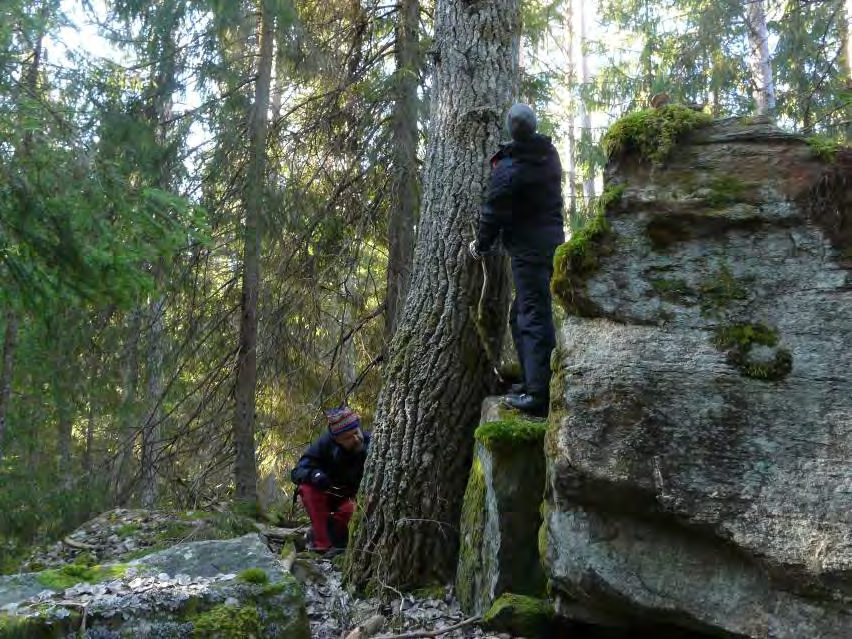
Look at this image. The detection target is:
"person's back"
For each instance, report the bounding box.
[469,103,565,417]
[492,132,564,254]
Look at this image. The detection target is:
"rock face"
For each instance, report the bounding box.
[544,115,852,637]
[457,398,547,615]
[0,534,309,638]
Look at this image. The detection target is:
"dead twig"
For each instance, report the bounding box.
[62,536,99,551]
[373,616,481,639]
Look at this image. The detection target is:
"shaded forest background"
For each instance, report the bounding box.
[1,0,850,572]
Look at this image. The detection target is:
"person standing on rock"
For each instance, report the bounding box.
[290,406,371,554]
[468,103,565,418]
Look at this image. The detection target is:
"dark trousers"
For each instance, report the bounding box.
[298,484,355,549]
[509,251,557,398]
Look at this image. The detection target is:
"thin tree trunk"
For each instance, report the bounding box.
[745,0,776,115]
[578,0,595,203]
[112,309,141,502]
[385,0,421,344]
[840,0,852,140]
[563,0,578,227]
[234,0,274,503]
[141,292,165,508]
[0,311,18,466]
[345,0,519,591]
[84,402,94,476]
[54,373,73,489]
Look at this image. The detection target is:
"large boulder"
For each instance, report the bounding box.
[456,398,547,615]
[544,112,852,637]
[0,534,309,638]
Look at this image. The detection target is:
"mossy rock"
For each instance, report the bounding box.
[602,104,713,166]
[712,322,792,381]
[482,593,556,637]
[474,419,547,450]
[551,185,623,316]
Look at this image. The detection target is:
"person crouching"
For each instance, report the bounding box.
[290,406,370,554]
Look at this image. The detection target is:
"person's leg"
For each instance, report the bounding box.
[328,497,356,547]
[298,483,333,550]
[513,254,556,403]
[508,278,526,393]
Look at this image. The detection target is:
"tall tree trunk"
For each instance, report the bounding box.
[345,0,519,591]
[385,0,421,345]
[745,0,776,115]
[54,369,73,489]
[563,0,578,226]
[112,309,141,502]
[234,0,274,503]
[578,0,595,203]
[840,0,852,140]
[84,401,94,476]
[0,311,18,465]
[140,21,177,509]
[141,292,165,508]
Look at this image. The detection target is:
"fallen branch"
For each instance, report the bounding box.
[373,616,481,639]
[62,536,99,551]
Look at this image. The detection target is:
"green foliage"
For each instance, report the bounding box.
[36,563,128,589]
[474,420,548,449]
[237,567,269,585]
[602,105,713,166]
[806,135,845,162]
[698,264,749,318]
[191,604,261,638]
[116,524,140,538]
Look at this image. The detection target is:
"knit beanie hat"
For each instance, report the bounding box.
[506,103,537,141]
[325,406,361,436]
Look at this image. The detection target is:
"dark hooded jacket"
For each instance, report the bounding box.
[476,133,565,256]
[290,431,371,498]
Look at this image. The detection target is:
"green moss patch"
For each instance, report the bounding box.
[36,563,128,589]
[191,603,261,638]
[474,420,547,450]
[698,264,749,318]
[551,185,623,316]
[455,456,487,612]
[237,568,269,585]
[712,323,792,381]
[649,277,696,305]
[116,524,140,538]
[704,174,748,209]
[482,593,555,637]
[602,104,712,166]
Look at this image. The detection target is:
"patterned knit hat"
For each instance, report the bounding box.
[325,406,361,436]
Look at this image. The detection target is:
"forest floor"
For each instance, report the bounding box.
[15,508,503,639]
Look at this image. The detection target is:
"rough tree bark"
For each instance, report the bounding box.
[0,311,18,465]
[385,0,421,344]
[745,0,776,115]
[345,0,519,591]
[234,0,274,502]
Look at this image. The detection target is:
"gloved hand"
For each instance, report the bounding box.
[311,470,330,489]
[468,240,482,261]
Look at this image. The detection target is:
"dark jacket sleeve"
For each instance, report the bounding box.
[290,436,331,485]
[477,156,516,253]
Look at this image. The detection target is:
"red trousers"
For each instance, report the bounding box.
[299,483,355,549]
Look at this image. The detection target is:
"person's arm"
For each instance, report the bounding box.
[290,437,331,488]
[476,157,515,254]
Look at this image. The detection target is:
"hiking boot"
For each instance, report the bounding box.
[502,393,548,418]
[507,382,526,395]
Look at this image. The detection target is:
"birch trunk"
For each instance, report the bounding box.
[345,0,519,591]
[578,0,595,202]
[745,0,776,115]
